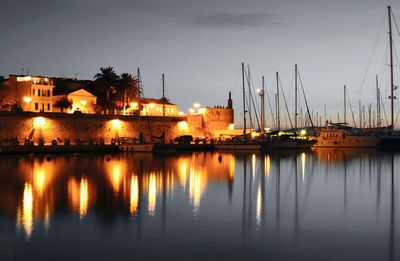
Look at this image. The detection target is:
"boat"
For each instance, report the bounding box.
[215,63,262,151]
[119,143,154,152]
[262,65,315,150]
[263,134,316,150]
[313,123,381,148]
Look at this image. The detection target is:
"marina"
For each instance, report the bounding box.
[2,2,400,260]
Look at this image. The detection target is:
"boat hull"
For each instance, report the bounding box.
[215,143,261,151]
[119,144,154,152]
[262,140,316,150]
[313,136,381,148]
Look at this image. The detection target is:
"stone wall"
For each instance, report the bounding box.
[0,112,186,144]
[186,108,234,139]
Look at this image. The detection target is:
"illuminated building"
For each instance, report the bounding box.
[53,88,97,114]
[126,98,179,117]
[0,75,54,112]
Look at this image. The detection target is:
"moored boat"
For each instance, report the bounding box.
[313,123,381,148]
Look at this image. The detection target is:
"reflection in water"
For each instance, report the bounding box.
[255,184,262,230]
[2,150,398,260]
[301,152,306,182]
[17,182,33,241]
[68,176,91,219]
[264,154,271,177]
[148,173,157,216]
[189,167,204,215]
[130,175,139,216]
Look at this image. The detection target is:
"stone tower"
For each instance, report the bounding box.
[227,91,233,109]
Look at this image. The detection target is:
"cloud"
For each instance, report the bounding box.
[185,12,286,29]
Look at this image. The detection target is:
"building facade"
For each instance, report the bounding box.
[1,75,54,112]
[53,88,97,113]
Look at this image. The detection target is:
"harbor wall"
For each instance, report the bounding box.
[0,112,186,144]
[187,108,234,138]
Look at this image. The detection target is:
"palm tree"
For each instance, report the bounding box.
[119,73,140,102]
[94,67,120,102]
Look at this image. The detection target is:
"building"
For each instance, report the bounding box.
[126,98,179,117]
[0,75,54,112]
[185,92,234,139]
[53,88,97,114]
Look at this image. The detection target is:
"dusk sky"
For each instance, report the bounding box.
[1,0,400,126]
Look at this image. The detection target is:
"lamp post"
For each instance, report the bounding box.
[193,103,200,113]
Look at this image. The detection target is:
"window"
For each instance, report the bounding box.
[33,89,36,96]
[35,103,38,110]
[38,89,41,96]
[41,103,44,112]
[47,103,50,111]
[47,90,50,97]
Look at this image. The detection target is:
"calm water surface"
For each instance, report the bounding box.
[0,150,398,260]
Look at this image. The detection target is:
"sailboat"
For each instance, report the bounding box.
[262,64,316,150]
[313,85,382,148]
[120,68,154,152]
[378,6,400,149]
[215,63,262,151]
[314,6,399,149]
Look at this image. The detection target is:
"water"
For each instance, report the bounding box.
[0,150,398,260]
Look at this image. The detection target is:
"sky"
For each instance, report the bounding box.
[1,0,400,127]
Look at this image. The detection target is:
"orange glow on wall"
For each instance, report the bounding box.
[33,117,46,128]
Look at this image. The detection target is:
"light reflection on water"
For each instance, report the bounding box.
[0,150,399,260]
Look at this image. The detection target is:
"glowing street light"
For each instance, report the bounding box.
[33,117,46,128]
[23,97,32,103]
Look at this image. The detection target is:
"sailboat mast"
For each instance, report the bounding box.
[388,6,394,129]
[261,76,265,134]
[242,63,246,136]
[276,72,280,131]
[344,85,346,124]
[162,73,165,143]
[376,75,381,127]
[294,64,298,131]
[137,67,142,139]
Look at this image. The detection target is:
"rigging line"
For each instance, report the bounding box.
[264,79,276,129]
[278,75,294,129]
[346,90,357,127]
[137,68,154,138]
[391,9,400,39]
[245,69,254,129]
[395,109,400,128]
[297,69,316,134]
[247,69,261,131]
[380,93,389,126]
[358,10,387,93]
[248,71,261,130]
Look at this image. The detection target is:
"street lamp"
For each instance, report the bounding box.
[193,103,200,111]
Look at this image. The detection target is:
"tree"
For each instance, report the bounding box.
[53,96,73,112]
[118,73,139,107]
[94,67,120,102]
